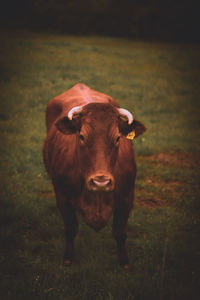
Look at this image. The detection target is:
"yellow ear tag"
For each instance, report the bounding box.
[126,130,135,140]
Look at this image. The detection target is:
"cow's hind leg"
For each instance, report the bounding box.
[112,201,131,267]
[55,190,78,265]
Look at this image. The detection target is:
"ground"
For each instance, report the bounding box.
[0,29,199,300]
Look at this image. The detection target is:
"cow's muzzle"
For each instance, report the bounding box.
[87,175,114,192]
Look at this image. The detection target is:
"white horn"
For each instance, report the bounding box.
[118,108,134,124]
[68,106,83,120]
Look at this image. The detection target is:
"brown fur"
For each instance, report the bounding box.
[43,83,146,266]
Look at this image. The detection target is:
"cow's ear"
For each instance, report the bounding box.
[119,118,146,138]
[131,120,147,138]
[55,116,81,134]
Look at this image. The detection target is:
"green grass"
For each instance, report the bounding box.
[0,29,200,300]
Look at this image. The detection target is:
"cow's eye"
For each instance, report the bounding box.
[116,135,120,144]
[79,134,85,142]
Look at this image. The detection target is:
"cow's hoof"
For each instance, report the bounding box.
[118,262,129,269]
[63,259,72,266]
[118,254,129,268]
[122,264,129,269]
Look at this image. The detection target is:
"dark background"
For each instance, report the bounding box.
[1,0,200,42]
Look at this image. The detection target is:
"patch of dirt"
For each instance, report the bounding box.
[135,151,199,209]
[144,178,184,192]
[140,152,200,167]
[135,197,172,209]
[136,179,185,209]
[136,198,161,209]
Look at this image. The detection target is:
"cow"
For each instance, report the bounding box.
[43,83,146,267]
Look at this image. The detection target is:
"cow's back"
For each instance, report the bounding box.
[45,83,119,132]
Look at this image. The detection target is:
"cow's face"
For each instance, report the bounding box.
[56,103,146,192]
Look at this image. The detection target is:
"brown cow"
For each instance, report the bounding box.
[43,83,146,267]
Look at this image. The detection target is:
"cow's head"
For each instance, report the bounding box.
[56,103,146,191]
[55,103,146,230]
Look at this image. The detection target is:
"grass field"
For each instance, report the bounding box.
[0,29,200,300]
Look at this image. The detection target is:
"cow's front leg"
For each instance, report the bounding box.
[112,201,132,267]
[55,189,78,265]
[62,201,78,265]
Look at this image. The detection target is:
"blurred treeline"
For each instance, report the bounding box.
[1,0,199,41]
